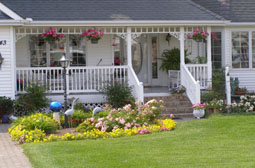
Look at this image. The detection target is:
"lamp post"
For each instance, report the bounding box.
[60,53,70,128]
[0,53,4,70]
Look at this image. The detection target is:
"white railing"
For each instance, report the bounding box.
[168,70,181,88]
[16,66,128,94]
[181,64,200,104]
[127,65,144,103]
[186,64,208,89]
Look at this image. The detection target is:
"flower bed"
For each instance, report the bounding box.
[8,99,177,144]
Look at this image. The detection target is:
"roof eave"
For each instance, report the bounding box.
[227,22,255,26]
[25,20,230,27]
[0,20,25,25]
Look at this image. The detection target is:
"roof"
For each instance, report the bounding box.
[0,10,12,20]
[0,0,223,21]
[193,0,255,22]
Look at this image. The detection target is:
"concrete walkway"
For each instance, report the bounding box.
[0,124,32,168]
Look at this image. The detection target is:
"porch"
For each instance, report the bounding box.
[14,26,213,104]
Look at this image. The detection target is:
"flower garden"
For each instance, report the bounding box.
[8,99,176,144]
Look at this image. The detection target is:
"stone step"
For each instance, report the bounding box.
[145,95,193,118]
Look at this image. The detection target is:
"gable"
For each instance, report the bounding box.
[0,11,12,20]
[0,0,223,21]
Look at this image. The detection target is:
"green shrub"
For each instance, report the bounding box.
[76,99,163,133]
[74,103,85,112]
[100,82,135,108]
[15,84,49,115]
[212,70,225,98]
[0,96,14,118]
[11,113,58,134]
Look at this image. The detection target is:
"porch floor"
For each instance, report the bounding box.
[144,86,170,97]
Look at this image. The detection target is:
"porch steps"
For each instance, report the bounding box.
[144,95,193,118]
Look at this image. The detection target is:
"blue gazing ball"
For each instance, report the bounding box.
[49,101,62,112]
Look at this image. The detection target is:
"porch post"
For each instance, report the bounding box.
[180,27,185,85]
[207,27,212,87]
[127,27,132,66]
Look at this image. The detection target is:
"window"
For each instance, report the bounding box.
[232,32,249,68]
[252,32,255,68]
[132,37,142,74]
[50,37,67,67]
[29,35,86,67]
[211,32,222,69]
[113,36,127,65]
[152,37,158,78]
[69,35,86,66]
[29,35,47,67]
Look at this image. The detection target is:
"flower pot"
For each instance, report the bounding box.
[235,91,246,95]
[2,114,9,124]
[193,109,205,119]
[91,39,99,44]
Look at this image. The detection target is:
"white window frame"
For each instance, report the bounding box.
[230,29,254,70]
[28,34,87,67]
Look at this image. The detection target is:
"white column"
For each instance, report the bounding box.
[127,27,132,66]
[207,27,212,87]
[180,27,185,85]
[180,27,185,65]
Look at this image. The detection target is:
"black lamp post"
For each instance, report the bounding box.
[60,53,70,128]
[0,53,4,70]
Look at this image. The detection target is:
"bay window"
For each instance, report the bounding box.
[29,35,86,67]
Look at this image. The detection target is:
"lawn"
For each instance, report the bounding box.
[23,114,255,168]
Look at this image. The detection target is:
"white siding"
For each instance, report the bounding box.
[87,35,113,66]
[0,26,15,99]
[230,70,255,92]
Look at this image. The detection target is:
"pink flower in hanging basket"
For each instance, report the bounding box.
[82,29,104,41]
[41,28,64,42]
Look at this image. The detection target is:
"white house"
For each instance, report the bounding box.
[0,0,254,105]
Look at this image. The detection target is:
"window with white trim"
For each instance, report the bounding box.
[29,35,86,67]
[232,32,249,68]
[211,32,222,69]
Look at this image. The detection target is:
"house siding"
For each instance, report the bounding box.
[229,70,255,91]
[0,26,15,99]
[87,35,113,66]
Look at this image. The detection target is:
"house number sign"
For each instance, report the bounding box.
[0,40,6,45]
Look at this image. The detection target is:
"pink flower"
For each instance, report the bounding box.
[99,32,104,36]
[123,104,131,111]
[170,114,174,118]
[160,127,170,131]
[119,118,125,124]
[138,128,151,135]
[125,123,131,128]
[88,117,94,122]
[187,34,191,38]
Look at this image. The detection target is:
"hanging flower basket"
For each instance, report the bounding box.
[91,39,99,44]
[82,29,104,44]
[41,28,65,43]
[187,30,219,43]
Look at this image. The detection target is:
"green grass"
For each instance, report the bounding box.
[23,114,255,168]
